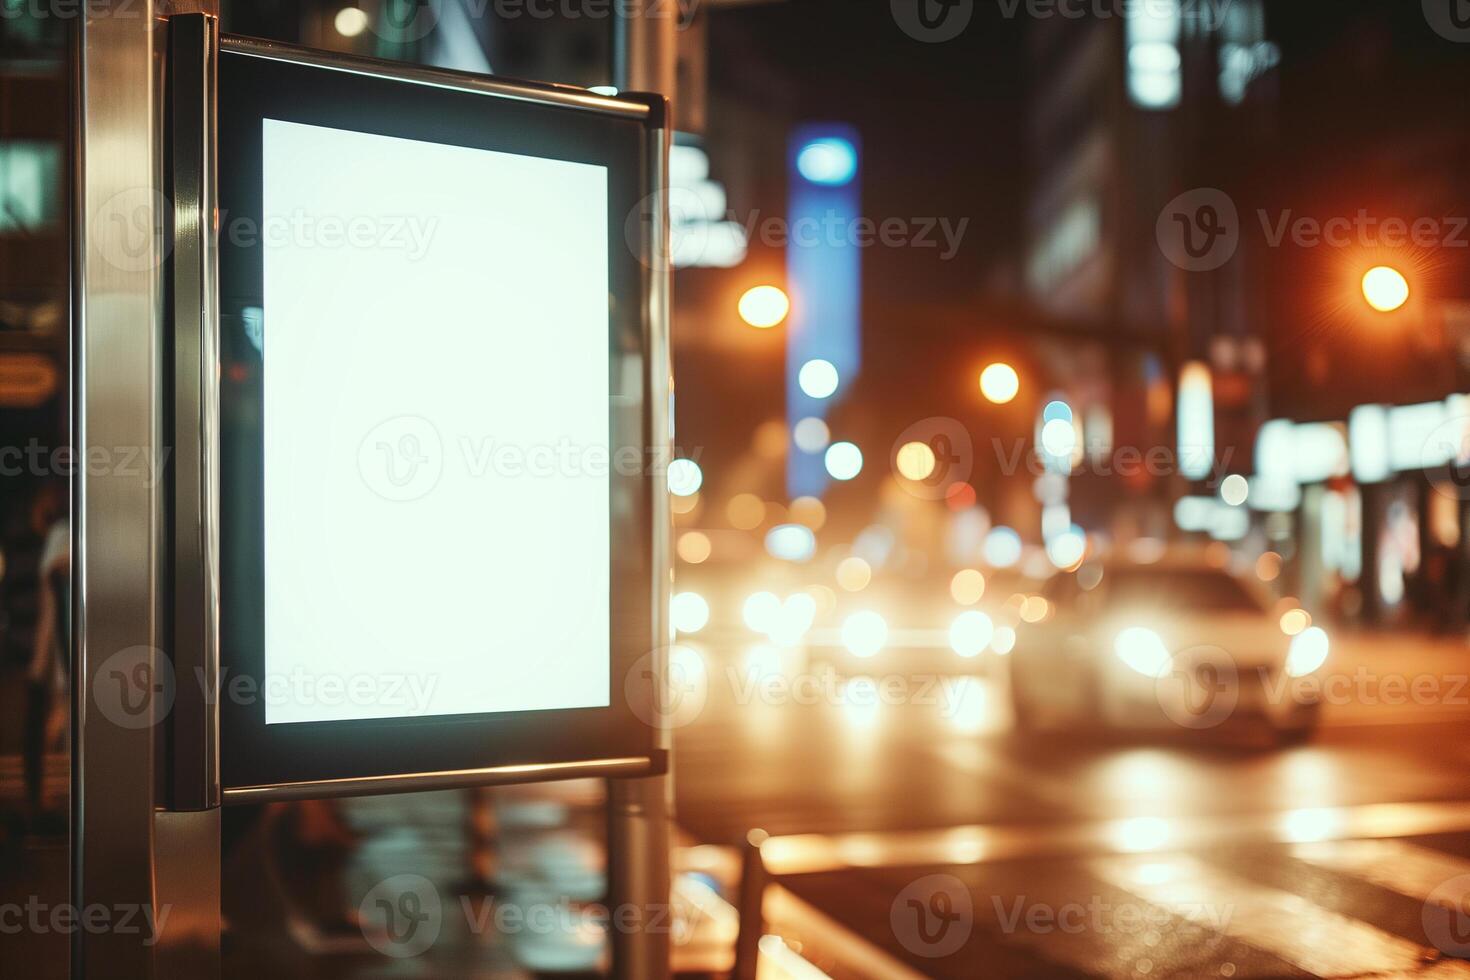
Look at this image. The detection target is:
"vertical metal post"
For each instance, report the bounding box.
[608,774,673,980]
[613,0,677,98]
[73,3,165,977]
[731,832,769,980]
[611,9,675,978]
[74,3,220,978]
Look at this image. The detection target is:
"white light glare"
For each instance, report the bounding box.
[796,138,858,186]
[824,442,863,481]
[949,611,994,658]
[841,610,888,658]
[334,6,370,37]
[1114,627,1172,679]
[983,526,1023,568]
[667,458,703,497]
[1220,474,1249,507]
[799,359,840,399]
[1040,418,1077,458]
[765,523,816,563]
[1285,626,1330,678]
[671,592,710,634]
[743,592,781,634]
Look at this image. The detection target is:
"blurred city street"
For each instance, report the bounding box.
[673,626,1470,977]
[12,0,1470,977]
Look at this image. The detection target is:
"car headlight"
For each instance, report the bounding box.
[1285,626,1329,677]
[841,610,888,658]
[1114,627,1172,678]
[949,611,994,658]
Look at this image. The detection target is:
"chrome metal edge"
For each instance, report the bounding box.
[166,10,221,813]
[222,755,657,804]
[219,34,652,120]
[647,106,674,755]
[608,92,674,980]
[72,2,168,975]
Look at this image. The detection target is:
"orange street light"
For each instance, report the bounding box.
[1361,265,1409,313]
[738,285,790,328]
[979,362,1020,404]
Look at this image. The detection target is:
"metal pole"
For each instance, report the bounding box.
[73,3,220,977]
[608,774,673,980]
[731,831,769,980]
[72,4,165,977]
[610,10,675,978]
[612,0,677,98]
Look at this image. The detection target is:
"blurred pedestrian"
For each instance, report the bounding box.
[23,483,68,832]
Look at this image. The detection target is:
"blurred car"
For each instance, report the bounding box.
[1007,557,1328,743]
[803,564,1041,674]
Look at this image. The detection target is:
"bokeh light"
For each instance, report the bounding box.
[949,611,995,658]
[789,495,827,529]
[836,556,872,592]
[841,610,888,658]
[765,523,816,562]
[799,359,840,399]
[825,441,863,480]
[1280,607,1312,636]
[668,458,703,497]
[1220,473,1249,506]
[743,591,781,633]
[334,6,369,36]
[895,440,937,480]
[1361,265,1409,313]
[984,526,1023,567]
[727,493,766,529]
[980,362,1020,404]
[796,137,858,186]
[1040,418,1077,457]
[738,285,790,328]
[671,591,710,634]
[793,417,830,453]
[950,568,986,605]
[677,530,712,564]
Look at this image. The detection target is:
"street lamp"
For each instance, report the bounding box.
[1361,266,1409,313]
[738,285,790,328]
[980,362,1020,404]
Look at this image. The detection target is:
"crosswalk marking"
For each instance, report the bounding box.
[1091,852,1470,979]
[1291,837,1470,904]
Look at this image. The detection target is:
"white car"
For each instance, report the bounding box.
[1007,559,1327,743]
